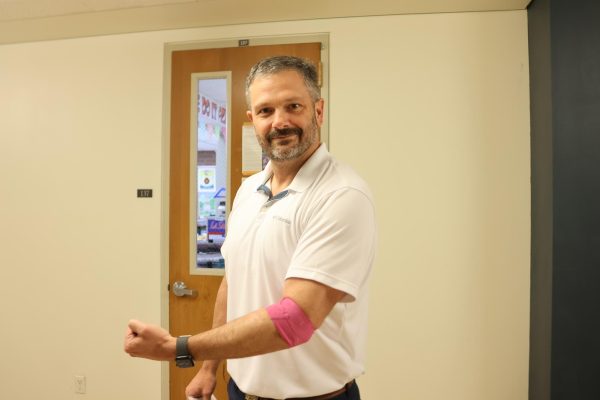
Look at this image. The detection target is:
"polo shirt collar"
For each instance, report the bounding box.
[288,143,329,192]
[258,143,329,196]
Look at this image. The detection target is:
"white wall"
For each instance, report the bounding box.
[0,11,530,400]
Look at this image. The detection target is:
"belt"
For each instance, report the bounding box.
[244,380,355,400]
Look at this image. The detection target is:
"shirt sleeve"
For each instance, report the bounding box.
[285,188,377,302]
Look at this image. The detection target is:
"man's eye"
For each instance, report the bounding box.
[257,108,272,115]
[289,104,302,111]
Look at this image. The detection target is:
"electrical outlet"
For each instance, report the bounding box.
[74,375,86,394]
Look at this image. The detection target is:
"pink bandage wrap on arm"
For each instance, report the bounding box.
[266,297,315,347]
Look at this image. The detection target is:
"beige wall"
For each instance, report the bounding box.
[0,11,530,400]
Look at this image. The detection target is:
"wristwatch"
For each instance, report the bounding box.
[175,335,195,368]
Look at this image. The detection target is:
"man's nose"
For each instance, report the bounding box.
[272,109,290,129]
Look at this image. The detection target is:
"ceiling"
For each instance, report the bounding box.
[0,0,532,45]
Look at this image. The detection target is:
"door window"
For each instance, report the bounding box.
[191,73,230,275]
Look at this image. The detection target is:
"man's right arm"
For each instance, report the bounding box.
[185,276,228,400]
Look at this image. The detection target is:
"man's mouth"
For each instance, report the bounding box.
[272,133,295,140]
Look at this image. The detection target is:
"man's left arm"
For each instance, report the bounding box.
[124,277,345,362]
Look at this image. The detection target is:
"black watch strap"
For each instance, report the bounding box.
[175,335,194,368]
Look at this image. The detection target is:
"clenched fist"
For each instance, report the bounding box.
[124,319,177,361]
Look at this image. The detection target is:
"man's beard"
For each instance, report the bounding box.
[259,116,318,162]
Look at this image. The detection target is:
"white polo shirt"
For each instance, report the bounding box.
[221,143,376,399]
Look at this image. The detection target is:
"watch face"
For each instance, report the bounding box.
[176,356,194,368]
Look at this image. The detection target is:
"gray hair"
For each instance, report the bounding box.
[245,56,321,107]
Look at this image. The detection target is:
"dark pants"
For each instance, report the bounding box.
[227,378,361,400]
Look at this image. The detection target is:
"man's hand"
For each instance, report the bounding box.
[185,362,219,400]
[124,319,176,361]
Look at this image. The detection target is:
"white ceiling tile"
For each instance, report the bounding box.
[0,0,532,44]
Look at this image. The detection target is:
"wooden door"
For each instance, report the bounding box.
[169,42,321,400]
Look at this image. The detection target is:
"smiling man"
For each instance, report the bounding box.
[248,67,321,164]
[124,56,376,400]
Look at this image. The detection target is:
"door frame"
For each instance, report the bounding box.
[159,33,329,400]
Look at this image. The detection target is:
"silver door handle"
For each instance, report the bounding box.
[172,281,198,298]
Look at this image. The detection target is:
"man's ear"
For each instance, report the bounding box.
[246,110,253,122]
[314,99,325,127]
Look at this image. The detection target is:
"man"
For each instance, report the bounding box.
[124,56,376,400]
